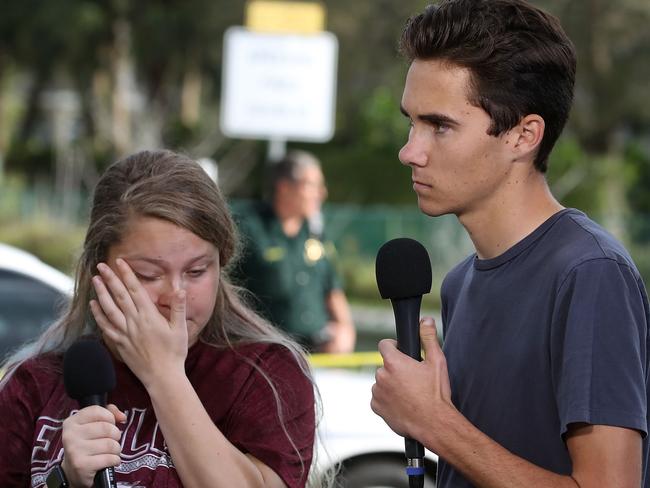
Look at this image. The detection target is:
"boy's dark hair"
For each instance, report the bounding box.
[400,0,576,172]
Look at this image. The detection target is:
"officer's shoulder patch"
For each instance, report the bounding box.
[263,246,285,262]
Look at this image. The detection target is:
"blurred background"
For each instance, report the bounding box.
[1,0,649,350]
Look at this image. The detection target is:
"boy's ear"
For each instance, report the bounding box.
[509,114,545,162]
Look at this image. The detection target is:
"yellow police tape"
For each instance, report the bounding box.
[308,351,383,368]
[0,353,384,379]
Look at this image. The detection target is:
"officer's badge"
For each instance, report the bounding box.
[304,238,325,264]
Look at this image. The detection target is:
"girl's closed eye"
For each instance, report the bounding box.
[187,267,207,278]
[134,271,160,282]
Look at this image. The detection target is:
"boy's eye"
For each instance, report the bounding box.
[433,123,449,134]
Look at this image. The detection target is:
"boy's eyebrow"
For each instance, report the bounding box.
[400,104,460,127]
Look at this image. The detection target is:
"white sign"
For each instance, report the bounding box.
[220,27,338,142]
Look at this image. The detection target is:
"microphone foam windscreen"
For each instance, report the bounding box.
[64,339,116,401]
[376,238,433,299]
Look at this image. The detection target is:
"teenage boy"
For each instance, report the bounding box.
[371,1,650,486]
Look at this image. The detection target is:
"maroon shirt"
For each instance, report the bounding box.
[0,341,315,488]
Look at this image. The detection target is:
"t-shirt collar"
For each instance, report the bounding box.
[473,208,583,271]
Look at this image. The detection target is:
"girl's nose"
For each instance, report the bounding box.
[157,276,185,308]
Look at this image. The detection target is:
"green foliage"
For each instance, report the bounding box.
[0,219,84,274]
[546,135,602,214]
[307,85,412,204]
[626,142,650,214]
[546,134,650,228]
[625,142,650,242]
[5,141,55,178]
[0,174,27,221]
[338,254,377,302]
[0,178,85,273]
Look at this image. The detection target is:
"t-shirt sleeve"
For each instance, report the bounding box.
[226,346,315,488]
[0,364,41,486]
[551,258,649,437]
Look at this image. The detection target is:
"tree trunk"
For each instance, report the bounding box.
[181,56,202,127]
[111,18,133,156]
[601,152,629,243]
[0,58,5,180]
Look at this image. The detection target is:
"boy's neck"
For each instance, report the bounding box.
[458,170,563,260]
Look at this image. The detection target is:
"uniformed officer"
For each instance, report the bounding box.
[232,150,356,353]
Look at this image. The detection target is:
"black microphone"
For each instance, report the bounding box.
[376,238,432,488]
[64,339,118,488]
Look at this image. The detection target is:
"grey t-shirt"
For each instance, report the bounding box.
[438,209,650,487]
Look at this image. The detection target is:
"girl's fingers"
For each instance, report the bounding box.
[92,276,128,331]
[170,290,187,330]
[114,259,159,317]
[91,276,127,331]
[68,405,117,425]
[106,404,128,424]
[96,263,139,317]
[68,438,121,465]
[85,453,122,470]
[62,407,124,486]
[90,299,124,342]
[75,421,123,443]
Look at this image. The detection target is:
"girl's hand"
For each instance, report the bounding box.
[90,259,188,388]
[61,404,126,488]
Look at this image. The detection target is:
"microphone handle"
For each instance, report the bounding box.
[392,296,423,361]
[391,297,426,463]
[94,467,117,488]
[79,393,108,409]
[78,394,118,488]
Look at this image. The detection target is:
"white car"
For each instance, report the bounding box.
[0,243,437,487]
[0,243,73,358]
[314,367,437,487]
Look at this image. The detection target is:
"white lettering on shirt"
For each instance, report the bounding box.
[31,408,174,487]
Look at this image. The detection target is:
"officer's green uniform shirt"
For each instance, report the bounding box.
[232,201,342,349]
